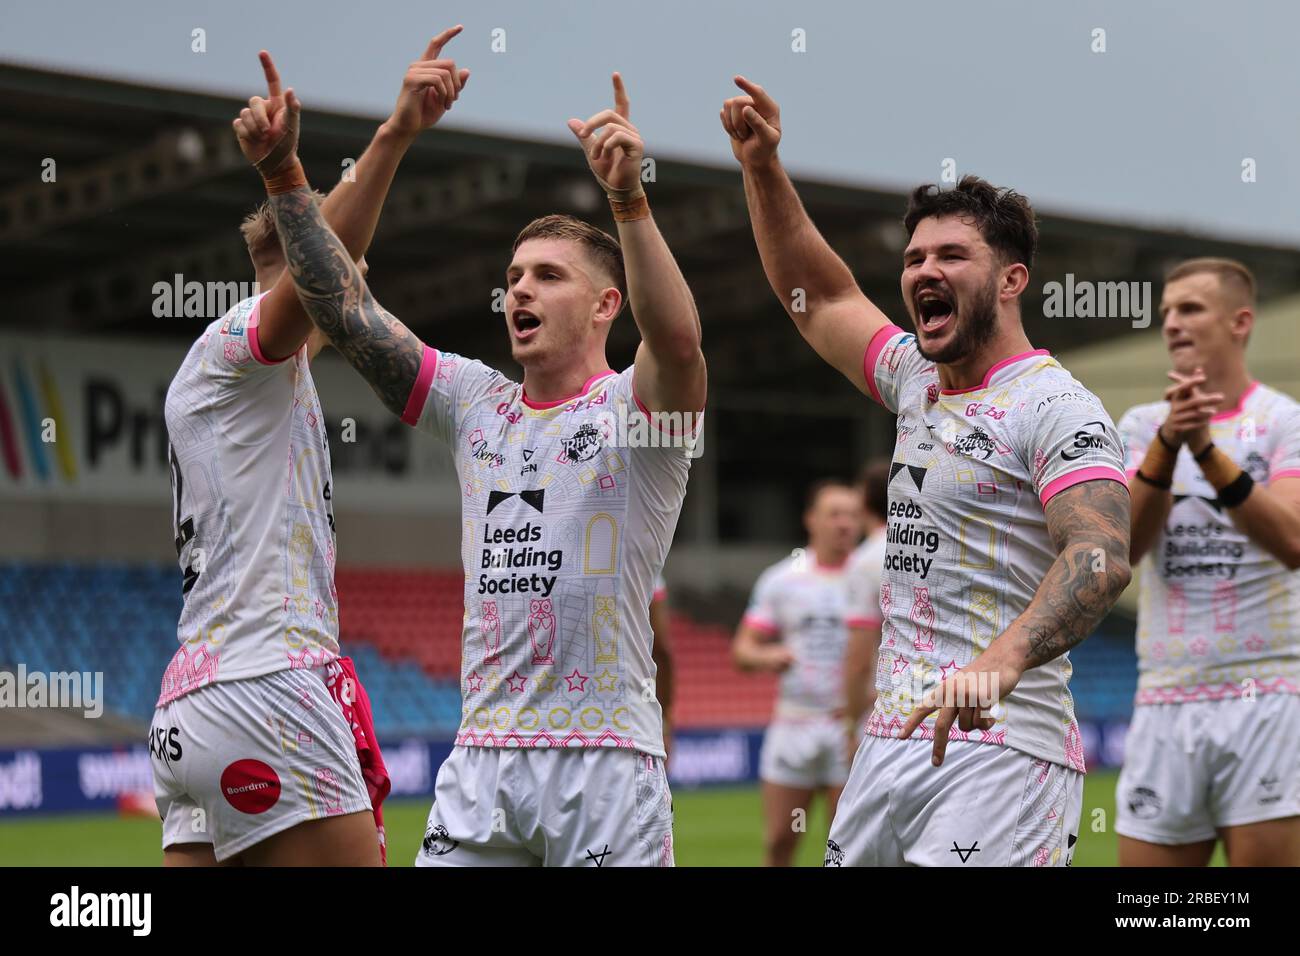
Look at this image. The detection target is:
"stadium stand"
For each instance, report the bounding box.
[0,560,1139,742]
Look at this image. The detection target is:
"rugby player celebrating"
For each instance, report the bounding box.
[265,71,705,866]
[721,78,1131,867]
[152,30,469,866]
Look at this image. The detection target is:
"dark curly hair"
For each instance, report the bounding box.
[903,175,1038,271]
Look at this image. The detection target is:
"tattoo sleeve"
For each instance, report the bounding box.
[1018,479,1133,669]
[268,185,424,418]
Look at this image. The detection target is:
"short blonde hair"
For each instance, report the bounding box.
[1165,257,1256,308]
[239,191,327,260]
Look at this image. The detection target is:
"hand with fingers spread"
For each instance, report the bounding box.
[567,73,645,204]
[1160,367,1222,452]
[385,25,471,141]
[899,644,1023,767]
[719,75,782,168]
[232,51,302,182]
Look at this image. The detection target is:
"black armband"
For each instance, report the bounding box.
[1217,470,1255,509]
[1134,470,1172,491]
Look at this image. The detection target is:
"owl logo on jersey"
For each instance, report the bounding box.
[593,594,619,663]
[911,586,936,652]
[481,600,502,666]
[528,598,556,664]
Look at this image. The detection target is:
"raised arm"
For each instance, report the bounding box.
[235,62,428,418]
[270,186,426,417]
[719,77,892,394]
[902,479,1132,764]
[236,31,468,360]
[568,74,706,415]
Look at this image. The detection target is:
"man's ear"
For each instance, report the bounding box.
[1231,307,1254,345]
[1001,262,1030,301]
[596,286,623,324]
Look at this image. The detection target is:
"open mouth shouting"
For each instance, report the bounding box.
[511,308,542,342]
[916,287,955,336]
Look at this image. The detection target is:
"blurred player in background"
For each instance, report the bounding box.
[843,460,890,762]
[732,480,866,866]
[1117,258,1300,866]
[650,573,675,762]
[150,31,468,866]
[720,78,1131,866]
[266,67,705,866]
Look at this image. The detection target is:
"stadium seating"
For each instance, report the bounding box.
[0,561,1139,740]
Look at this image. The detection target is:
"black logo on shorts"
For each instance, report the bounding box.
[1127,786,1162,820]
[950,841,981,862]
[148,727,182,765]
[584,844,611,866]
[823,839,845,867]
[422,823,459,857]
[1259,775,1282,805]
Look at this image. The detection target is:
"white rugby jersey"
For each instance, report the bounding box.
[1119,381,1300,704]
[743,554,875,718]
[159,295,339,704]
[846,528,888,631]
[405,349,693,756]
[863,325,1128,771]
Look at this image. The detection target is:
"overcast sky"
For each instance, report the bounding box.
[4,0,1297,246]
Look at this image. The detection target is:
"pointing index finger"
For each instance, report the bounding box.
[612,72,630,119]
[259,51,281,98]
[733,75,775,111]
[425,24,464,61]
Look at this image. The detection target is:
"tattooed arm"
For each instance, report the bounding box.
[1018,479,1133,667]
[269,185,426,417]
[901,479,1131,765]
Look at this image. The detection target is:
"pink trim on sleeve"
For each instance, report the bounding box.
[1270,469,1300,483]
[846,614,882,629]
[652,586,668,603]
[246,296,292,366]
[1125,467,1140,479]
[742,613,779,636]
[862,323,905,406]
[1040,466,1129,506]
[399,346,438,426]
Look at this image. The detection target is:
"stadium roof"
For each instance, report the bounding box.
[4,62,1299,540]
